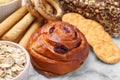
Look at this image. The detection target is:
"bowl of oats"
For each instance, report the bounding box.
[0,40,30,80]
[0,0,22,22]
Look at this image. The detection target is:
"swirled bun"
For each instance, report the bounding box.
[27,21,89,76]
[26,0,63,20]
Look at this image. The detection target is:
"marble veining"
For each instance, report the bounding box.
[28,37,120,80]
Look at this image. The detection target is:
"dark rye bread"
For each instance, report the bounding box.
[59,0,120,37]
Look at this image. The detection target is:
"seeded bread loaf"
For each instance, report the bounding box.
[59,0,120,37]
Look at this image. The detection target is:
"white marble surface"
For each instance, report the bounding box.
[28,37,120,80]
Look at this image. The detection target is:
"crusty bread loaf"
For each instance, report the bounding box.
[59,0,120,37]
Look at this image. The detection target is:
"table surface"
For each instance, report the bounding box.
[23,0,120,80]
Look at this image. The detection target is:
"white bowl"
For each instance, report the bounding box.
[0,40,30,80]
[0,0,21,22]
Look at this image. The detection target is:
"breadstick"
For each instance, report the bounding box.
[0,6,28,37]
[2,13,35,42]
[19,19,43,48]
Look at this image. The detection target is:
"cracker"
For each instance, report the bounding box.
[62,13,120,64]
[93,41,120,64]
[62,13,85,21]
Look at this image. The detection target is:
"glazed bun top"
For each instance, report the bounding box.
[28,21,88,61]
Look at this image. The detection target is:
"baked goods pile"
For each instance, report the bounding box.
[0,5,89,77]
[0,0,120,77]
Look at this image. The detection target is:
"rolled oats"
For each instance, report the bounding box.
[0,43,26,80]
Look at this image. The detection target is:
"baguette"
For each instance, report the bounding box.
[2,13,35,42]
[0,6,28,37]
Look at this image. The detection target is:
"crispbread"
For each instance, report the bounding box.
[93,41,120,64]
[62,13,120,64]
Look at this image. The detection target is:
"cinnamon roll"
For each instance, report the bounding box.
[27,21,89,76]
[26,0,63,21]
